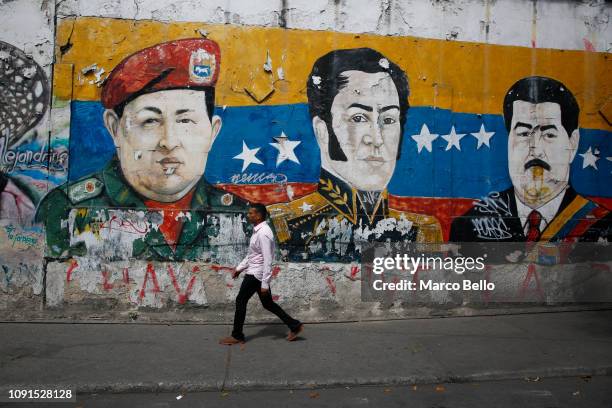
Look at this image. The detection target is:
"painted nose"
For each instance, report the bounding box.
[363,125,384,147]
[158,122,181,151]
[528,128,546,158]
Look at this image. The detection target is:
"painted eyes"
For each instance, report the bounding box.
[142,118,160,127]
[349,114,397,125]
[141,117,196,127]
[516,130,558,139]
[350,114,368,123]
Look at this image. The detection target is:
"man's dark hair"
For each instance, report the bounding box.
[249,203,268,220]
[503,76,579,136]
[306,48,410,161]
[113,86,215,121]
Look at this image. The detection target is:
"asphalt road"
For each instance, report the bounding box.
[6,376,611,408]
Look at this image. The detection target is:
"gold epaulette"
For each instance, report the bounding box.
[266,192,330,243]
[388,208,444,244]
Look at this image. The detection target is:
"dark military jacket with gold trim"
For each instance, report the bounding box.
[35,157,249,261]
[267,168,443,262]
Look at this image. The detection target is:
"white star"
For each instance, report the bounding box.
[470,124,495,149]
[270,131,301,167]
[411,124,439,153]
[579,146,599,170]
[233,141,263,172]
[299,202,313,213]
[441,126,466,151]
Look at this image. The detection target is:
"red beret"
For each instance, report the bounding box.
[101,38,220,109]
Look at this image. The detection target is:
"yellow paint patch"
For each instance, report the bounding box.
[52,63,74,101]
[55,17,611,130]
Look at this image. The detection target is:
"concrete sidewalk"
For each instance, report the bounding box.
[1,310,611,393]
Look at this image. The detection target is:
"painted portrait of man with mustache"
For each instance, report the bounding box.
[450,76,610,243]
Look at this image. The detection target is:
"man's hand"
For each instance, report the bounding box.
[231,268,241,279]
[259,287,270,295]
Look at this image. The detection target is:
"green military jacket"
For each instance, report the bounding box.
[36,157,250,261]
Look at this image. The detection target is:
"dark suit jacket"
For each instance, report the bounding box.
[449,186,611,243]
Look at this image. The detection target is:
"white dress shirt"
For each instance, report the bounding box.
[515,189,566,236]
[236,221,275,289]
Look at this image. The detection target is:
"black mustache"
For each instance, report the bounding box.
[524,159,551,171]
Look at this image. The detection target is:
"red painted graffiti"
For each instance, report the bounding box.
[518,263,544,300]
[139,263,161,300]
[325,276,336,295]
[101,270,114,290]
[99,214,150,235]
[210,264,234,272]
[66,259,78,282]
[166,264,197,304]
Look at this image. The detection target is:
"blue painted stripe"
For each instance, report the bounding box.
[68,101,612,199]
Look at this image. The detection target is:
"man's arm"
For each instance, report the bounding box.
[260,233,274,290]
[235,255,249,272]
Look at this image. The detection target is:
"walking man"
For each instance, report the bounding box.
[219,204,304,345]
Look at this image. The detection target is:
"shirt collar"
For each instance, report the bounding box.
[254,221,267,232]
[515,188,567,230]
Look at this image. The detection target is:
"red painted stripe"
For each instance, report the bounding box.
[588,196,612,211]
[215,182,317,204]
[565,206,610,239]
[388,196,476,241]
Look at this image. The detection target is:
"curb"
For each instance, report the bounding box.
[2,366,611,394]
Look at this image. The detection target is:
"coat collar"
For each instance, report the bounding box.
[101,156,212,259]
[317,167,387,225]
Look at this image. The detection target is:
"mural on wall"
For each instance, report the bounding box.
[268,48,443,262]
[450,77,611,243]
[36,39,250,261]
[0,40,58,306]
[43,17,611,267]
[0,40,52,225]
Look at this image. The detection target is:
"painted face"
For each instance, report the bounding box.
[508,101,579,209]
[104,89,221,202]
[316,70,401,192]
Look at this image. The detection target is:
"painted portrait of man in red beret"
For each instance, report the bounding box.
[36,39,249,260]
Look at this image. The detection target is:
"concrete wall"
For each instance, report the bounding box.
[1,0,610,322]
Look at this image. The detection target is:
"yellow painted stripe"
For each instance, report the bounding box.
[55,17,611,130]
[539,195,589,241]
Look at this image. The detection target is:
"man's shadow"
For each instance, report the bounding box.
[246,324,306,342]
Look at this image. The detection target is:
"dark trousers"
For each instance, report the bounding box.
[231,274,301,341]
